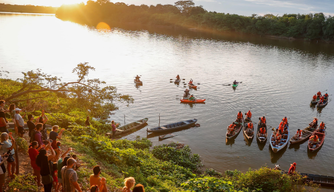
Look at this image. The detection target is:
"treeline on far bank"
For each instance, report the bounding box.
[55,0,334,41]
[0,3,57,13]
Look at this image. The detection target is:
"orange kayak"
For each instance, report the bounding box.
[180,99,206,103]
[188,84,197,89]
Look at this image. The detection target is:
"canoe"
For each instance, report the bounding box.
[226,120,243,140]
[270,125,289,153]
[317,99,328,108]
[106,118,148,137]
[147,119,197,133]
[310,98,319,105]
[257,121,267,143]
[134,79,143,85]
[243,117,254,140]
[308,131,325,152]
[180,99,206,103]
[174,79,181,83]
[290,125,317,144]
[188,83,197,89]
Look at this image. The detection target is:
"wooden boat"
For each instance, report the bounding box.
[180,99,206,103]
[134,79,143,85]
[147,119,197,133]
[300,172,334,187]
[317,99,328,108]
[270,125,289,153]
[308,131,325,152]
[243,117,254,140]
[188,83,197,89]
[106,118,148,137]
[226,119,243,140]
[289,125,317,144]
[310,98,319,105]
[256,121,267,143]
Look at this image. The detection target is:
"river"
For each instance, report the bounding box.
[1,12,334,189]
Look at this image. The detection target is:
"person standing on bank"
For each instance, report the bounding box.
[36,141,56,192]
[111,121,119,140]
[36,110,48,140]
[14,108,25,137]
[49,125,64,149]
[27,114,36,142]
[0,153,8,192]
[62,158,82,192]
[0,132,16,179]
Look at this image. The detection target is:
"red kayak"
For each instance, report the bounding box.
[188,84,197,89]
[180,99,206,103]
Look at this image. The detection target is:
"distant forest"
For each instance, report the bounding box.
[0,3,57,13]
[55,0,334,41]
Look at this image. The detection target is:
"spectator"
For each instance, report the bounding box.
[90,185,99,192]
[9,104,17,135]
[122,177,135,192]
[49,125,64,149]
[111,121,119,140]
[36,142,56,192]
[0,132,16,179]
[90,165,107,192]
[133,184,145,192]
[62,158,82,192]
[0,111,8,133]
[0,153,8,192]
[36,110,48,140]
[14,108,25,137]
[28,141,44,186]
[27,114,36,142]
[0,100,5,112]
[58,156,70,191]
[34,123,44,147]
[71,154,81,170]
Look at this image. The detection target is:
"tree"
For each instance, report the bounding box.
[2,63,133,119]
[175,0,195,14]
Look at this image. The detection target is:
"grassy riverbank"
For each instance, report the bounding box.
[0,3,57,14]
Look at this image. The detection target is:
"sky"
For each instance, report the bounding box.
[1,0,334,16]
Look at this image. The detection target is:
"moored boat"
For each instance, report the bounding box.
[270,125,289,153]
[243,117,254,140]
[226,119,243,140]
[180,99,206,103]
[308,131,325,152]
[290,124,317,144]
[257,121,268,143]
[147,119,197,133]
[106,118,148,137]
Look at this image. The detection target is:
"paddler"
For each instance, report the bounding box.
[312,94,317,101]
[309,134,319,148]
[135,75,140,81]
[189,79,194,86]
[282,117,288,128]
[318,122,325,133]
[176,74,180,80]
[246,122,254,135]
[236,111,243,123]
[188,95,195,101]
[324,93,329,99]
[228,123,236,135]
[317,91,322,97]
[245,110,252,121]
[259,126,266,136]
[183,89,190,98]
[294,129,302,140]
[260,116,266,126]
[309,118,318,129]
[233,80,237,85]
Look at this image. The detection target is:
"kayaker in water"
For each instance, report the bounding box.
[246,122,254,135]
[176,75,180,80]
[312,94,317,101]
[245,110,252,121]
[236,111,243,123]
[189,95,195,101]
[135,75,140,82]
[189,79,194,86]
[233,80,237,85]
[183,89,190,98]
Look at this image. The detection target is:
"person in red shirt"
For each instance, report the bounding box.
[28,141,44,186]
[246,122,254,135]
[245,110,252,121]
[228,123,236,135]
[309,118,318,129]
[294,129,302,140]
[288,162,297,175]
[312,94,317,101]
[260,116,266,126]
[318,122,326,133]
[278,122,284,134]
[317,91,322,97]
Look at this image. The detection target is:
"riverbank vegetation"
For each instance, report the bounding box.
[0,3,57,13]
[1,66,319,191]
[55,0,334,42]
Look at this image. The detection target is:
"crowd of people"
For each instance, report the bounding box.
[0,100,146,192]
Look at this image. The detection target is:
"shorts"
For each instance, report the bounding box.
[0,126,8,133]
[18,126,25,135]
[112,131,116,139]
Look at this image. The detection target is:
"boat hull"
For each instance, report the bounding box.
[180,99,206,103]
[226,120,243,140]
[270,125,289,153]
[257,121,267,143]
[243,118,254,140]
[106,118,148,137]
[147,119,197,133]
[308,131,325,152]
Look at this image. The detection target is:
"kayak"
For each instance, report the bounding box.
[180,99,206,103]
[188,83,197,89]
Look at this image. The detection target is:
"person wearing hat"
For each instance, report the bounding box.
[288,162,297,175]
[14,108,25,137]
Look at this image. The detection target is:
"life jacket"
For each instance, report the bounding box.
[319,122,325,129]
[324,93,329,98]
[313,118,318,124]
[296,130,302,137]
[282,117,288,124]
[246,111,252,118]
[237,112,243,119]
[189,80,193,84]
[288,164,296,174]
[313,95,317,100]
[279,122,284,132]
[261,117,266,124]
[260,127,266,134]
[228,124,235,131]
[276,133,281,140]
[311,135,319,142]
[317,91,321,96]
[247,123,253,129]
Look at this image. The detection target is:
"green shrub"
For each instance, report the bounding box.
[15,137,29,154]
[8,173,38,192]
[181,176,237,192]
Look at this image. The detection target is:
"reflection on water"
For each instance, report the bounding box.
[257,139,266,151]
[307,144,323,159]
[1,13,334,184]
[269,145,288,163]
